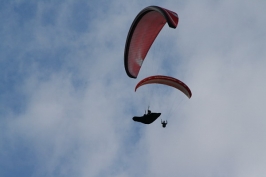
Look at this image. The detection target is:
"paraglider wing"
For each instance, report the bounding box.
[135,75,192,98]
[133,113,161,124]
[124,6,179,78]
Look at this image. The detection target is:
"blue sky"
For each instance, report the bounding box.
[1,1,266,177]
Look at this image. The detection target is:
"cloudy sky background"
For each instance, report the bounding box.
[1,0,266,177]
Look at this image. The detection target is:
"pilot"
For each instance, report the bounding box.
[161,119,167,128]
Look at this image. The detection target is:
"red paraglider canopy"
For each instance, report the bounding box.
[124,6,179,78]
[135,75,192,98]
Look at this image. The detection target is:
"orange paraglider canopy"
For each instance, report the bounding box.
[135,75,192,98]
[124,6,179,78]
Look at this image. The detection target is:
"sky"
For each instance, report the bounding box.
[0,0,266,177]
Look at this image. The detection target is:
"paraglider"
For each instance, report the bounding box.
[124,6,179,79]
[132,113,161,124]
[133,75,192,126]
[132,108,161,124]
